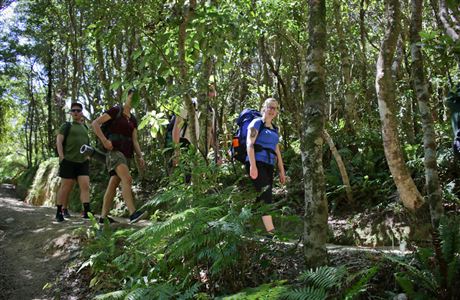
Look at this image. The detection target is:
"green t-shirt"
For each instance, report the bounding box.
[58,122,89,163]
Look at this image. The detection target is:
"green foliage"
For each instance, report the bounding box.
[220,281,288,299]
[82,151,265,298]
[282,265,379,300]
[388,216,460,300]
[14,163,38,199]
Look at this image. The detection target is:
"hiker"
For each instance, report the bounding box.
[171,95,220,181]
[55,102,91,222]
[246,98,286,236]
[92,89,146,224]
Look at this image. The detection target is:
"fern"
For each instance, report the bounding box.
[283,286,327,300]
[388,216,460,299]
[81,158,260,297]
[386,255,438,294]
[343,266,379,300]
[93,290,127,300]
[439,217,460,263]
[298,266,346,290]
[177,282,201,300]
[124,288,152,300]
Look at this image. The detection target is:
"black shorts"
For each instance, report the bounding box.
[245,161,274,204]
[59,159,90,179]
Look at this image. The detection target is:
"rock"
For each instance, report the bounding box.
[393,293,407,300]
[5,218,14,224]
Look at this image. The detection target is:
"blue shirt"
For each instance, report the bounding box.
[246,118,279,165]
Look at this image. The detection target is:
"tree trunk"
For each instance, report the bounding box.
[198,53,212,159]
[46,42,54,156]
[333,0,356,131]
[410,0,444,226]
[67,0,80,103]
[375,0,424,211]
[437,0,460,41]
[301,0,328,268]
[95,37,112,107]
[178,0,197,146]
[323,130,353,204]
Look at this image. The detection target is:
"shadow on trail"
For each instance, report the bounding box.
[0,183,85,300]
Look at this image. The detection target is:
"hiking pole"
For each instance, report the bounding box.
[80,144,106,163]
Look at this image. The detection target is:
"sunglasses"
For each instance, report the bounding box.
[70,109,82,113]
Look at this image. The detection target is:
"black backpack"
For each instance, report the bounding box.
[230,108,277,163]
[164,113,188,149]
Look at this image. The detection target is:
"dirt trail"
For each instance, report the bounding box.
[0,183,86,300]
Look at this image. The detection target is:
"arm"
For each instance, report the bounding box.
[91,113,113,150]
[246,123,259,179]
[275,144,286,184]
[132,129,145,169]
[171,115,184,166]
[172,115,184,145]
[56,134,64,162]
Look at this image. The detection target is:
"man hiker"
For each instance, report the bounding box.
[55,102,91,222]
[92,89,146,224]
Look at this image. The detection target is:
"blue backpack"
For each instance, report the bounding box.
[231,108,268,163]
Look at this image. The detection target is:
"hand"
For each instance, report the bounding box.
[103,139,113,151]
[172,149,180,167]
[137,157,145,170]
[59,155,64,163]
[249,164,258,179]
[279,171,286,185]
[172,156,179,167]
[216,157,223,166]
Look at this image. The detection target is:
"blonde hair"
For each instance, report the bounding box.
[261,98,278,114]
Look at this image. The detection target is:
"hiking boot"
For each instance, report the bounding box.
[62,208,71,218]
[129,210,146,224]
[264,230,278,241]
[55,212,64,222]
[98,216,116,224]
[81,211,91,219]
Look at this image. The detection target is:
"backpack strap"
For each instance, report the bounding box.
[253,118,278,163]
[62,122,72,150]
[62,122,90,149]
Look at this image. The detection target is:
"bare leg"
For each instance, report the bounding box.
[77,175,90,204]
[57,179,75,208]
[101,176,121,218]
[262,215,275,233]
[114,163,136,214]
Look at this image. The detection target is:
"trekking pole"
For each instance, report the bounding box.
[80,144,106,163]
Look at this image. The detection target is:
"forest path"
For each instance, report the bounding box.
[0,183,408,299]
[0,183,85,300]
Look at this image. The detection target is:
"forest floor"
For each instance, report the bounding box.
[0,183,410,299]
[0,183,92,300]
